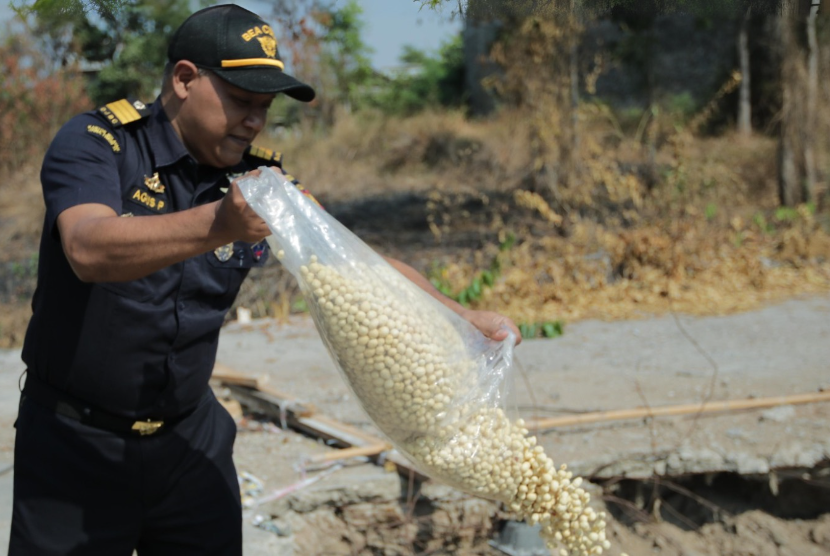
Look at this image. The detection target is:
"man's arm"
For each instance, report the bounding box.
[58,180,269,283]
[384,256,522,345]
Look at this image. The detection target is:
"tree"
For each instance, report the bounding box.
[737,6,752,136]
[776,0,821,207]
[316,0,377,115]
[367,35,466,116]
[14,0,204,105]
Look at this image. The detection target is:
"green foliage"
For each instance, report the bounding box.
[704,203,717,221]
[11,0,128,20]
[312,2,465,118]
[518,320,564,339]
[0,32,91,173]
[368,34,466,116]
[18,0,201,105]
[317,0,377,112]
[427,232,519,308]
[775,206,800,222]
[291,297,309,313]
[751,204,815,235]
[11,253,39,281]
[753,211,775,234]
[665,92,698,120]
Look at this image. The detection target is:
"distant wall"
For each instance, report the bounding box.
[463,13,741,115]
[463,20,502,116]
[585,14,739,109]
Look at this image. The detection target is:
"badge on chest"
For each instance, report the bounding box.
[125,173,169,214]
[214,243,234,262]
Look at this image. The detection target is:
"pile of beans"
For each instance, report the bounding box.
[288,254,611,555]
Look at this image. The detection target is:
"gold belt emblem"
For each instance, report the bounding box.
[132,420,164,436]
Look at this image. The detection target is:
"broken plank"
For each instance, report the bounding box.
[526,390,830,431]
[227,384,421,478]
[211,362,268,389]
[307,443,392,464]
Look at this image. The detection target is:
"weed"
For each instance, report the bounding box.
[518,322,537,339]
[518,320,565,339]
[428,233,518,308]
[775,206,800,222]
[753,212,775,234]
[291,298,309,314]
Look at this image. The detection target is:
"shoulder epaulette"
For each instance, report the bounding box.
[246,145,283,167]
[97,98,151,128]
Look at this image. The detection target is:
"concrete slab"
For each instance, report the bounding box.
[0,294,828,554]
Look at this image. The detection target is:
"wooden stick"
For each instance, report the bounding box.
[308,443,392,464]
[526,390,830,431]
[224,382,422,479]
[211,363,268,390]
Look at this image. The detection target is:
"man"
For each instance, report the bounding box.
[11,4,520,555]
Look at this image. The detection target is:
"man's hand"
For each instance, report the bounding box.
[212,175,271,244]
[55,170,271,284]
[383,256,522,346]
[460,309,522,346]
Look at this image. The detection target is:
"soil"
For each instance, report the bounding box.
[216,294,830,556]
[0,163,827,554]
[0,296,828,555]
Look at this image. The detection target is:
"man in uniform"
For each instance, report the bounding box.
[11,4,520,555]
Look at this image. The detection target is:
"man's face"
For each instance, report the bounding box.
[178,70,276,168]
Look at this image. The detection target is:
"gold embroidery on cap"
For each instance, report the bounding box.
[257,35,277,58]
[241,25,275,42]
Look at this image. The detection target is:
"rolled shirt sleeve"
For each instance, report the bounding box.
[40,114,124,237]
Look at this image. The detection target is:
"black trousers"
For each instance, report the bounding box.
[8,389,242,556]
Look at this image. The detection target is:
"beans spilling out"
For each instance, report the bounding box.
[290,254,611,555]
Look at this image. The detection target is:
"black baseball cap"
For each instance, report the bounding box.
[168,4,315,102]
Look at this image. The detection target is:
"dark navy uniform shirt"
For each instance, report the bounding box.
[22,98,282,420]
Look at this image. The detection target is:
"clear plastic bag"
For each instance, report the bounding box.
[239,167,519,501]
[239,168,609,555]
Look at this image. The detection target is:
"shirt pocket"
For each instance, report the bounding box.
[204,240,269,297]
[96,274,158,303]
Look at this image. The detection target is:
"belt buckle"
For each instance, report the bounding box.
[132,419,164,436]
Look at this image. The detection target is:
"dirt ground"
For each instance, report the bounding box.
[0,295,828,554]
[218,293,830,555]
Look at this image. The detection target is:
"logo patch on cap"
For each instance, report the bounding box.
[257,36,277,58]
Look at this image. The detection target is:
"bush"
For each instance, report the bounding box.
[0,34,91,175]
[368,34,466,116]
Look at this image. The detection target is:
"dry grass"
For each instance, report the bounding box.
[1,104,829,347]
[255,106,830,328]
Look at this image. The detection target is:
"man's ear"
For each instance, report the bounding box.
[171,60,200,100]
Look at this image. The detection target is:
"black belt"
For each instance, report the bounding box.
[22,376,195,437]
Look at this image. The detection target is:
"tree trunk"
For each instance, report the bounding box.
[737,8,752,137]
[562,0,580,187]
[803,0,819,203]
[777,13,801,206]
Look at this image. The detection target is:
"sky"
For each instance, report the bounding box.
[0,0,463,71]
[238,0,463,70]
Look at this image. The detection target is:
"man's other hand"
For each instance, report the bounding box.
[460,309,522,346]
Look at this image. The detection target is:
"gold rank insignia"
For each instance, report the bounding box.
[215,243,234,262]
[144,173,165,194]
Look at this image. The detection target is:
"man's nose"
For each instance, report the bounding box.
[243,108,267,131]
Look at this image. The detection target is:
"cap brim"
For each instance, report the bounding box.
[212,67,316,102]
